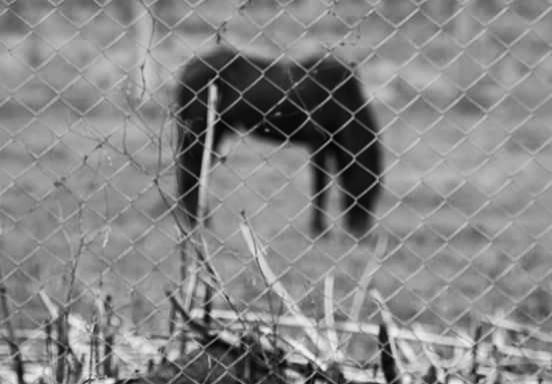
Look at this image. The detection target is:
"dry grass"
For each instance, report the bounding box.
[1,0,552,352]
[2,100,552,333]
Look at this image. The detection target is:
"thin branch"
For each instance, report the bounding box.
[103,295,115,377]
[378,323,401,384]
[88,321,95,383]
[38,289,59,319]
[164,289,210,340]
[240,213,335,358]
[369,290,407,373]
[350,233,387,323]
[134,0,157,103]
[486,345,502,384]
[152,148,196,314]
[54,182,87,312]
[45,320,53,367]
[198,83,218,224]
[194,83,218,326]
[482,314,552,344]
[55,312,68,384]
[91,320,100,378]
[0,283,26,384]
[199,237,213,326]
[183,255,199,312]
[151,126,241,328]
[471,323,482,383]
[168,297,176,335]
[413,323,466,371]
[323,272,340,357]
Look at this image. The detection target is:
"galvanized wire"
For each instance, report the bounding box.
[1,0,552,380]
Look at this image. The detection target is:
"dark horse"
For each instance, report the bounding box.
[175,47,382,237]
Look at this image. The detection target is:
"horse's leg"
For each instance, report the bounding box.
[334,146,369,238]
[311,150,331,237]
[176,122,205,230]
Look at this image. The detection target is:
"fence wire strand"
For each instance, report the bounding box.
[1,1,552,383]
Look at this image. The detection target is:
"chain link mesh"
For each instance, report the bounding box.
[1,0,552,383]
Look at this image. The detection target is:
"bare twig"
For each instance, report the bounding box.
[176,223,195,311]
[183,255,199,312]
[159,108,194,319]
[55,312,68,384]
[471,323,482,383]
[350,233,387,323]
[165,288,210,340]
[168,297,177,336]
[90,292,105,378]
[482,314,552,344]
[198,83,218,226]
[38,289,59,319]
[154,167,242,328]
[133,0,157,103]
[63,201,86,310]
[413,323,467,371]
[104,294,115,377]
[55,188,87,384]
[486,345,502,384]
[181,251,194,308]
[152,84,241,330]
[0,283,26,384]
[323,272,340,358]
[199,238,214,327]
[40,292,84,383]
[45,320,53,367]
[378,323,401,384]
[491,315,508,352]
[369,290,409,371]
[486,317,505,384]
[93,318,102,376]
[240,213,336,358]
[89,321,99,380]
[196,84,218,326]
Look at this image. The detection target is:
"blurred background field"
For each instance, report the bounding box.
[1,0,552,344]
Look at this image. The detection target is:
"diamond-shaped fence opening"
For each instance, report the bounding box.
[1,1,552,383]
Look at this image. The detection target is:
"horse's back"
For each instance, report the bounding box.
[178,47,237,87]
[176,48,236,114]
[176,47,375,140]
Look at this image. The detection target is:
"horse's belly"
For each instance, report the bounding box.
[226,86,328,144]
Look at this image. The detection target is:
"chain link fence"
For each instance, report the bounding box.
[1,1,552,383]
